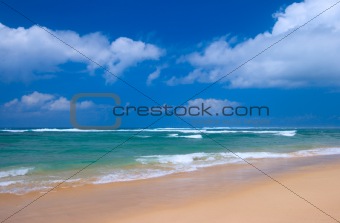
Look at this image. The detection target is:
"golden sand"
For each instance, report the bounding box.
[1,158,340,223]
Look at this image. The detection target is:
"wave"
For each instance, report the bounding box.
[137,147,340,166]
[294,147,340,156]
[0,178,81,194]
[182,135,202,139]
[93,169,174,184]
[167,134,202,139]
[1,130,27,133]
[0,180,23,187]
[118,128,203,134]
[32,128,113,132]
[0,185,52,195]
[0,128,296,136]
[119,129,297,137]
[117,129,297,137]
[0,128,118,133]
[96,148,340,185]
[1,148,340,194]
[136,152,285,167]
[0,167,34,179]
[137,152,219,165]
[201,130,296,136]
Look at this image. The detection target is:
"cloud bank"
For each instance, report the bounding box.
[168,0,340,88]
[0,23,163,83]
[3,91,92,112]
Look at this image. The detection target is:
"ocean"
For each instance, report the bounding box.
[1,127,340,194]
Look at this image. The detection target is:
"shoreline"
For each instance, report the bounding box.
[1,155,340,222]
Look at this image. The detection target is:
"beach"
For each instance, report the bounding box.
[1,0,340,221]
[1,154,340,223]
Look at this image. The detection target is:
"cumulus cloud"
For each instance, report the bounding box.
[146,67,161,86]
[46,97,70,111]
[187,98,239,114]
[21,91,54,107]
[168,0,340,88]
[0,23,163,83]
[3,91,93,112]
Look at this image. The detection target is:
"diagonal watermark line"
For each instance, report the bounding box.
[0,0,160,106]
[0,115,167,223]
[1,1,340,223]
[181,0,340,105]
[176,116,340,223]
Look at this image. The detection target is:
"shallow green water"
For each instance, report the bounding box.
[0,128,340,194]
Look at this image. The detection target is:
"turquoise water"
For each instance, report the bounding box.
[1,128,340,194]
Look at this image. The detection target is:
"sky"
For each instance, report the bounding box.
[0,0,340,128]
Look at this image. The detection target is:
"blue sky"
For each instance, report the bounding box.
[0,0,340,128]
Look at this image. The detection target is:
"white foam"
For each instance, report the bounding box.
[203,127,231,130]
[167,133,179,137]
[167,134,202,139]
[0,180,22,187]
[152,128,296,137]
[1,130,26,133]
[0,178,82,194]
[203,130,296,136]
[154,129,201,133]
[0,185,53,195]
[294,147,340,157]
[136,135,151,138]
[182,134,202,139]
[138,153,207,165]
[0,128,296,136]
[1,128,117,132]
[0,167,34,179]
[275,131,296,137]
[93,169,174,184]
[137,147,340,167]
[124,128,296,137]
[32,128,114,132]
[44,178,81,184]
[2,148,339,193]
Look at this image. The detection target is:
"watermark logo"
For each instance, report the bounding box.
[70,93,270,129]
[112,104,270,117]
[70,93,121,130]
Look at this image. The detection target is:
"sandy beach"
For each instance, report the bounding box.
[1,156,340,223]
[1,0,340,222]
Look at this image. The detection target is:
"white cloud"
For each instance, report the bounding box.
[187,98,239,114]
[3,91,93,112]
[77,101,94,109]
[21,91,54,107]
[0,23,163,83]
[46,97,70,111]
[146,68,161,86]
[168,0,340,88]
[4,99,18,108]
